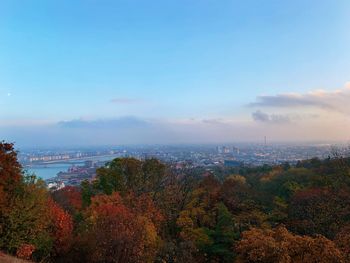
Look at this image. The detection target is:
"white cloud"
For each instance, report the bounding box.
[249,82,350,115]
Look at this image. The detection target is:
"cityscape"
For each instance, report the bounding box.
[19,142,349,189]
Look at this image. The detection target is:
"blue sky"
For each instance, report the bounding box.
[1,0,350,146]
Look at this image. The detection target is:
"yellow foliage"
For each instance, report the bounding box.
[226,174,247,185]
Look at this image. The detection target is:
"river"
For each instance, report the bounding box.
[24,154,122,180]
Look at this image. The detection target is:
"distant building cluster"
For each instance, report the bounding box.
[20,150,119,165]
[18,143,349,189]
[216,146,240,155]
[28,154,71,162]
[45,160,102,188]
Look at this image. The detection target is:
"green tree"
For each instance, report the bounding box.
[0,174,53,259]
[203,203,238,262]
[95,158,167,196]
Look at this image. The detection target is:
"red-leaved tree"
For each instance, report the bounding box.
[48,199,73,255]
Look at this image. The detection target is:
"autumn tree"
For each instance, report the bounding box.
[176,175,239,262]
[51,186,82,215]
[220,175,268,232]
[334,225,350,262]
[177,175,221,243]
[48,199,74,256]
[0,142,74,261]
[0,142,53,260]
[220,175,251,213]
[0,142,22,209]
[79,192,162,263]
[235,226,345,263]
[0,174,52,259]
[288,187,350,239]
[152,171,204,262]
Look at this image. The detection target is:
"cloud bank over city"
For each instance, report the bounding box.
[0,83,350,146]
[2,82,350,147]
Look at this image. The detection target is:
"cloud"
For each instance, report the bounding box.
[248,83,350,115]
[2,113,350,147]
[252,110,290,124]
[252,110,269,122]
[57,116,150,129]
[1,116,260,147]
[249,94,333,109]
[110,98,143,104]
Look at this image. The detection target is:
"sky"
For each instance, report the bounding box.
[1,0,350,147]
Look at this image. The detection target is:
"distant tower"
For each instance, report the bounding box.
[264,136,267,146]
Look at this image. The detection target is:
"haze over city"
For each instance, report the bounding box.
[1,1,350,147]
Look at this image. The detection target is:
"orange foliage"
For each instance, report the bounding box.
[235,226,345,263]
[84,192,161,263]
[16,244,35,260]
[123,192,163,227]
[335,225,350,262]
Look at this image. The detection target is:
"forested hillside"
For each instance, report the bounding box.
[1,142,350,262]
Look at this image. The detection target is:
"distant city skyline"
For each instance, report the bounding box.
[1,1,350,147]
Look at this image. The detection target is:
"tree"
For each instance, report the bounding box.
[334,225,350,262]
[235,226,345,263]
[203,203,238,262]
[0,142,54,260]
[141,158,167,195]
[220,175,251,213]
[0,142,75,261]
[0,142,22,210]
[220,175,268,232]
[0,175,52,259]
[288,187,350,239]
[177,176,221,242]
[81,192,161,263]
[16,244,36,260]
[95,158,167,196]
[51,186,82,215]
[81,179,93,208]
[48,199,73,255]
[176,175,239,262]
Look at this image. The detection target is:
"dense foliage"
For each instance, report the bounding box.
[1,141,350,262]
